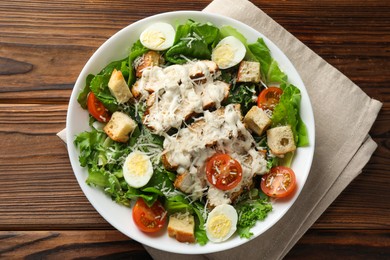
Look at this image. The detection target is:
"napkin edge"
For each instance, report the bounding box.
[279,135,378,258]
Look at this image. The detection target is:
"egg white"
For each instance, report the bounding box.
[140,22,175,51]
[206,204,238,243]
[122,151,153,188]
[212,36,246,69]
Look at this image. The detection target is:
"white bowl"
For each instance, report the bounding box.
[67,11,315,254]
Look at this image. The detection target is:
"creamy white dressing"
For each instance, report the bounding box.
[137,60,226,134]
[135,59,267,207]
[163,104,268,206]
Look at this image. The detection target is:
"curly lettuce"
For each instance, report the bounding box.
[235,190,273,238]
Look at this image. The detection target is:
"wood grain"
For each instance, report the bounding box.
[287,229,390,259]
[0,230,388,259]
[0,231,152,259]
[0,0,389,258]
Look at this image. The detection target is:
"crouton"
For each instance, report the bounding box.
[135,51,162,78]
[267,125,296,156]
[237,61,261,83]
[108,69,133,104]
[103,111,137,143]
[167,213,196,243]
[243,106,272,136]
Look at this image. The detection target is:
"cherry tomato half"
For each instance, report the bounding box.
[132,198,167,233]
[206,153,243,191]
[261,166,296,198]
[257,87,283,111]
[87,92,111,123]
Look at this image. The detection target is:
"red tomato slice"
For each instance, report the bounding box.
[257,86,283,111]
[132,198,167,233]
[261,166,296,198]
[87,92,111,123]
[206,153,243,191]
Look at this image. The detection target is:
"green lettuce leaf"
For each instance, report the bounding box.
[192,23,220,45]
[248,38,287,84]
[128,40,149,86]
[166,39,211,64]
[77,57,131,113]
[89,73,118,112]
[141,167,175,207]
[226,83,256,115]
[236,191,273,238]
[77,74,95,109]
[165,21,219,64]
[74,126,169,207]
[164,195,193,214]
[87,58,130,113]
[272,83,309,146]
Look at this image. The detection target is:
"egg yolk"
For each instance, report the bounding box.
[127,153,148,176]
[208,215,232,239]
[213,44,234,68]
[142,30,166,48]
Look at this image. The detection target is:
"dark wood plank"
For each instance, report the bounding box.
[0,230,388,259]
[0,104,110,229]
[0,230,152,259]
[0,0,210,103]
[286,229,390,259]
[0,1,389,103]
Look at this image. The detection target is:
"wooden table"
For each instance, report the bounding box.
[1,0,389,258]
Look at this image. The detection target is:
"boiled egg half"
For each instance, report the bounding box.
[123,151,153,188]
[206,204,238,242]
[212,36,246,69]
[140,22,175,51]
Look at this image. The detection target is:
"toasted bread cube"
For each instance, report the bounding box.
[167,213,196,243]
[244,106,272,136]
[103,111,137,143]
[135,51,162,77]
[267,125,296,156]
[108,69,132,104]
[237,61,261,83]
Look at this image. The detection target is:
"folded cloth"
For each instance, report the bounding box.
[143,0,382,259]
[58,0,382,259]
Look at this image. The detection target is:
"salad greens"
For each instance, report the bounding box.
[74,121,209,242]
[220,26,308,146]
[74,19,309,245]
[248,38,287,84]
[166,20,220,64]
[127,40,149,86]
[236,190,273,238]
[227,82,256,115]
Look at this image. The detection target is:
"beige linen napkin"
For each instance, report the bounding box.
[144,0,382,259]
[58,0,382,259]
